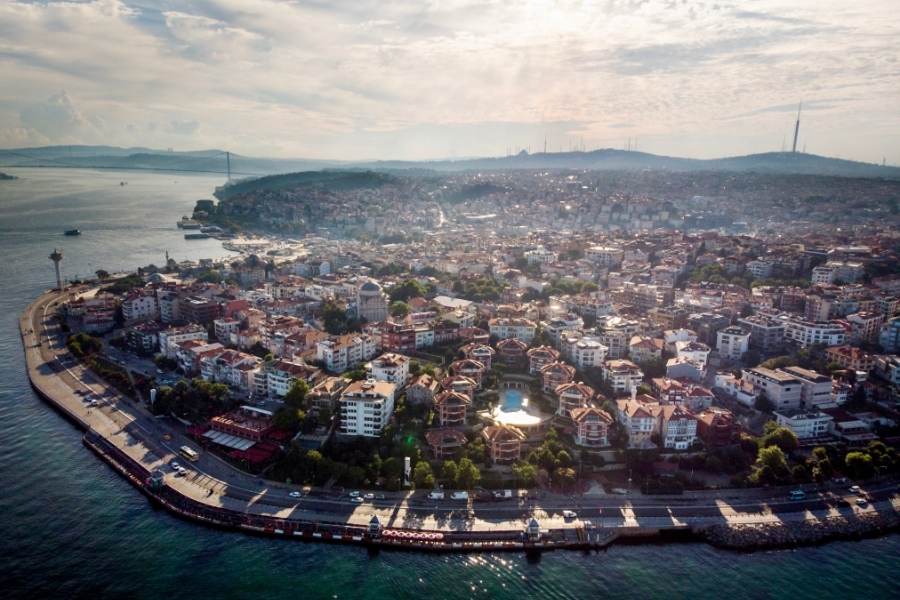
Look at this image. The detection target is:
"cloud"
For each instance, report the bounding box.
[168,119,200,135]
[19,91,89,139]
[0,0,897,162]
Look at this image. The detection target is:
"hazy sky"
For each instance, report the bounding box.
[1,0,898,162]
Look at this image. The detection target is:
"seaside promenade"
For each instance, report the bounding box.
[20,289,900,552]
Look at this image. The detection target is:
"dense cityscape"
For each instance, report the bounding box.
[27,166,896,554]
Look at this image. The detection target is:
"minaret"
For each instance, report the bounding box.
[49,248,64,291]
[791,103,801,153]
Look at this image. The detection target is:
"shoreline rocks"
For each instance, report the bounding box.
[699,511,900,551]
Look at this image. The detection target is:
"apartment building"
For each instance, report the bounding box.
[339,380,396,437]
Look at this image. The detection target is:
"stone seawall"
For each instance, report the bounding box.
[699,512,900,551]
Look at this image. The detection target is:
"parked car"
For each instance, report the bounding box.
[348,490,361,498]
[350,496,364,504]
[364,493,375,500]
[562,510,577,520]
[789,490,806,500]
[450,491,469,501]
[855,497,868,506]
[493,489,514,500]
[428,490,445,500]
[289,491,302,498]
[849,485,861,494]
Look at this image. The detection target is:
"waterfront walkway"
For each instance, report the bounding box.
[20,289,900,549]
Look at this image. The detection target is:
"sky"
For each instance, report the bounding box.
[0,0,898,163]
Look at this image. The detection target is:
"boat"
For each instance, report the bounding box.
[64,229,82,236]
[184,233,210,240]
[176,216,202,229]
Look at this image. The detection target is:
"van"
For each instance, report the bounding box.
[789,490,806,500]
[428,490,445,500]
[450,491,469,501]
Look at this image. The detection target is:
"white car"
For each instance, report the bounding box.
[348,490,361,498]
[849,485,861,494]
[428,490,445,500]
[855,497,868,506]
[289,491,302,498]
[364,493,375,500]
[562,510,578,520]
[170,461,180,470]
[350,496,364,504]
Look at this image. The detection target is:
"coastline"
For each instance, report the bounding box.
[19,290,900,555]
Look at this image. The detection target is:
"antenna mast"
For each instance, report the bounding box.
[791,103,801,153]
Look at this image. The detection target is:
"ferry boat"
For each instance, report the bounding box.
[64,229,82,236]
[176,216,202,229]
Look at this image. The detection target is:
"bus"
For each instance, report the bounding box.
[180,446,200,462]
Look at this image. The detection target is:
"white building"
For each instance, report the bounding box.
[316,334,378,373]
[585,245,624,267]
[121,291,159,323]
[266,359,321,398]
[571,337,608,369]
[368,352,410,385]
[660,405,698,450]
[716,326,750,361]
[743,367,802,411]
[488,317,536,343]
[774,410,834,439]
[356,279,389,323]
[524,247,558,266]
[339,380,396,437]
[675,340,711,369]
[779,366,833,409]
[602,359,644,394]
[158,324,208,358]
[779,316,848,348]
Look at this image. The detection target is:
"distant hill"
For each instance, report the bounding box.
[354,149,900,179]
[214,170,398,200]
[1,144,897,180]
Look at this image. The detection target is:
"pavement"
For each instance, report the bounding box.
[20,289,900,535]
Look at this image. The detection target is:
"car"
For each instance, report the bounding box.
[849,485,861,494]
[289,491,302,498]
[855,497,868,506]
[562,510,578,520]
[789,490,806,500]
[348,490,361,498]
[428,490,445,500]
[157,369,164,375]
[450,491,469,501]
[364,493,375,500]
[169,460,180,470]
[350,496,364,504]
[493,489,514,500]
[177,466,187,476]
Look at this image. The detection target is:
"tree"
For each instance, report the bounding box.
[442,459,458,485]
[754,393,774,412]
[750,445,791,485]
[413,461,433,488]
[845,451,874,480]
[455,457,481,489]
[95,269,110,281]
[512,461,537,487]
[273,405,304,430]
[761,424,799,454]
[388,279,429,303]
[389,300,411,317]
[554,467,577,490]
[283,380,309,409]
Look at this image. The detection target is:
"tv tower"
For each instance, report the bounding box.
[49,248,63,291]
[791,103,802,153]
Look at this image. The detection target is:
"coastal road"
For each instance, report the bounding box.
[21,289,900,535]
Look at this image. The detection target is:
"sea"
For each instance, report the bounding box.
[0,168,898,599]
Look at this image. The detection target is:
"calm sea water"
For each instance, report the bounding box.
[1,168,899,599]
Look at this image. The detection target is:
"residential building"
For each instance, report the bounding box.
[316,334,377,373]
[121,290,159,323]
[743,367,802,411]
[433,390,471,427]
[159,325,209,358]
[716,326,750,361]
[339,380,396,437]
[774,410,834,440]
[540,361,576,394]
[462,343,495,370]
[570,337,608,369]
[554,381,595,418]
[825,345,877,372]
[616,398,658,448]
[628,336,664,364]
[495,337,529,365]
[879,317,900,353]
[602,359,644,394]
[481,424,526,463]
[527,345,560,375]
[696,408,740,448]
[570,406,613,448]
[307,376,348,413]
[266,360,322,398]
[846,311,884,344]
[424,428,468,459]
[369,353,410,385]
[489,317,537,343]
[406,374,440,405]
[779,316,848,348]
[660,405,698,450]
[779,366,833,409]
[737,314,785,354]
[449,358,486,389]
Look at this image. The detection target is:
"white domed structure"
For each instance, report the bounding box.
[357,278,388,323]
